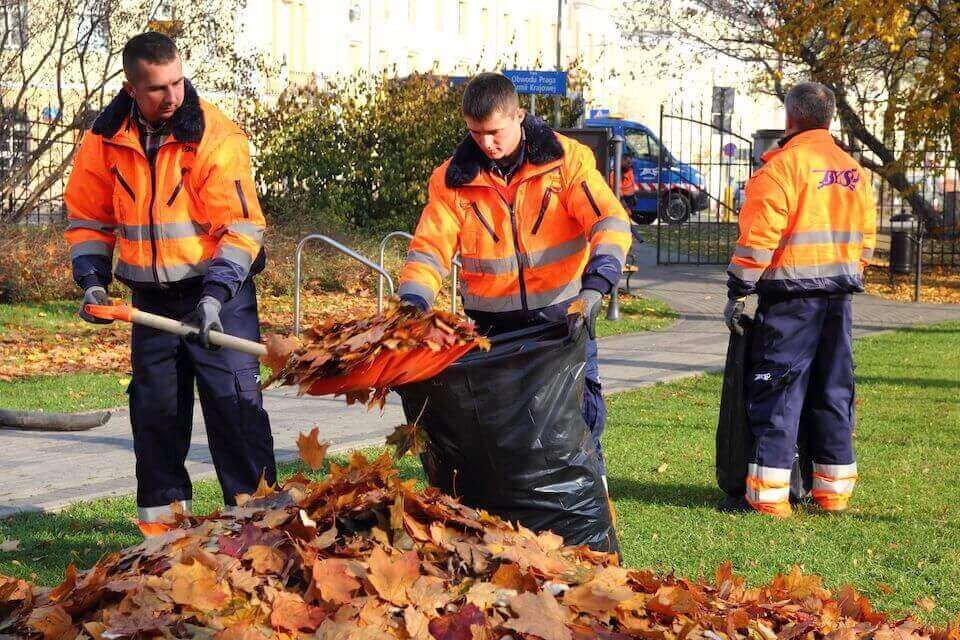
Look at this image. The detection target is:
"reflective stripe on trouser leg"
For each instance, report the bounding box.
[746,463,792,517]
[812,462,857,511]
[138,500,192,523]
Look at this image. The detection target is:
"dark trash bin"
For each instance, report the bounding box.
[889,213,916,275]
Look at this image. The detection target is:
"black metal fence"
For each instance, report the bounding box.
[654,102,754,265]
[654,103,960,270]
[2,103,79,225]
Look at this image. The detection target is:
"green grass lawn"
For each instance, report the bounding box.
[641,222,739,264]
[3,320,956,620]
[595,294,677,338]
[0,300,86,333]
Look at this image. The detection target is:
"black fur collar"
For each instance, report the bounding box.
[92,79,204,144]
[445,114,564,188]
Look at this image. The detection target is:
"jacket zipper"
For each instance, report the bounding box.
[111,167,136,201]
[580,181,603,217]
[166,168,189,206]
[147,160,161,286]
[497,193,528,311]
[234,180,250,218]
[531,190,553,235]
[469,202,499,242]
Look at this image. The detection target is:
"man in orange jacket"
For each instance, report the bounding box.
[724,82,876,517]
[398,73,632,474]
[64,33,275,523]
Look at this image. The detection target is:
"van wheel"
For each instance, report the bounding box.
[661,192,691,224]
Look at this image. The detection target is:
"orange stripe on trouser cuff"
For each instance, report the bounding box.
[812,462,857,511]
[746,464,792,517]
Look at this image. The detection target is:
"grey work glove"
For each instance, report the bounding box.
[184,295,223,350]
[724,297,747,335]
[568,288,604,340]
[79,286,113,324]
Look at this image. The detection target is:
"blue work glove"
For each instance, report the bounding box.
[184,295,223,350]
[398,293,429,313]
[567,288,604,340]
[724,297,746,336]
[79,286,113,324]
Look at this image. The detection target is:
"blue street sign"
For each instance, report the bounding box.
[588,108,610,119]
[503,69,567,96]
[721,142,738,158]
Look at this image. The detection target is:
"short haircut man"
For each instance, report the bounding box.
[784,82,836,131]
[122,31,179,80]
[461,72,520,120]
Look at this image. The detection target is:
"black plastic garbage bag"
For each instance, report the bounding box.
[716,314,812,500]
[396,321,618,554]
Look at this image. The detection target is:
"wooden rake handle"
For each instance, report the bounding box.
[83,301,268,357]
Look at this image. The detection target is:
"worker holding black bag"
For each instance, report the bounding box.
[395,73,630,552]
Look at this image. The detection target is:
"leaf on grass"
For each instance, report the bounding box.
[297,427,330,471]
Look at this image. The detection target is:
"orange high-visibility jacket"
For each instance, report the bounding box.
[399,116,631,314]
[64,81,265,300]
[727,129,877,298]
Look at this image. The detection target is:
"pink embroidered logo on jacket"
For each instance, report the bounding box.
[815,168,860,191]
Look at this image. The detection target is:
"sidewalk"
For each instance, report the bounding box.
[2,244,958,516]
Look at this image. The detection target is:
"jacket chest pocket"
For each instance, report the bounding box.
[458,199,500,257]
[111,166,137,219]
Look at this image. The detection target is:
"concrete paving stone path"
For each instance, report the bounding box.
[3,242,959,517]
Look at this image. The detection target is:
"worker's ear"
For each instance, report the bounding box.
[516,107,526,122]
[123,80,136,100]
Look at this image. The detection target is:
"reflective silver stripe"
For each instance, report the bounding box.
[760,261,861,280]
[727,263,764,283]
[590,217,630,238]
[746,464,791,505]
[227,221,265,246]
[526,279,582,309]
[733,245,774,263]
[115,260,210,283]
[216,244,254,271]
[67,218,116,233]
[813,462,858,479]
[406,250,449,277]
[524,236,587,268]
[591,242,626,264]
[459,255,518,275]
[70,240,113,259]
[461,289,524,313]
[782,230,864,246]
[861,247,874,261]
[138,500,192,523]
[398,280,438,305]
[120,221,207,242]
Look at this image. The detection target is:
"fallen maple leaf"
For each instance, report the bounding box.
[269,590,324,632]
[165,559,230,612]
[312,559,362,605]
[916,597,936,612]
[428,603,488,640]
[504,591,572,640]
[26,605,75,640]
[386,422,430,459]
[367,546,420,606]
[297,427,330,471]
[262,334,299,376]
[244,545,286,574]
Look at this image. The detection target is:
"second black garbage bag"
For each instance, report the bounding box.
[396,321,618,554]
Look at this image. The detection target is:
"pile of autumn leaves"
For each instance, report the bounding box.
[263,303,489,407]
[1,431,955,640]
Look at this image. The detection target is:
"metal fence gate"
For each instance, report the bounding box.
[655,103,754,265]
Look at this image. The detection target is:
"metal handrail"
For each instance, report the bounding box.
[293,234,394,336]
[377,230,463,315]
[378,231,414,313]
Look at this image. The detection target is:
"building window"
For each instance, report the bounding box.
[77,0,109,51]
[0,110,29,185]
[348,3,361,23]
[1,0,26,49]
